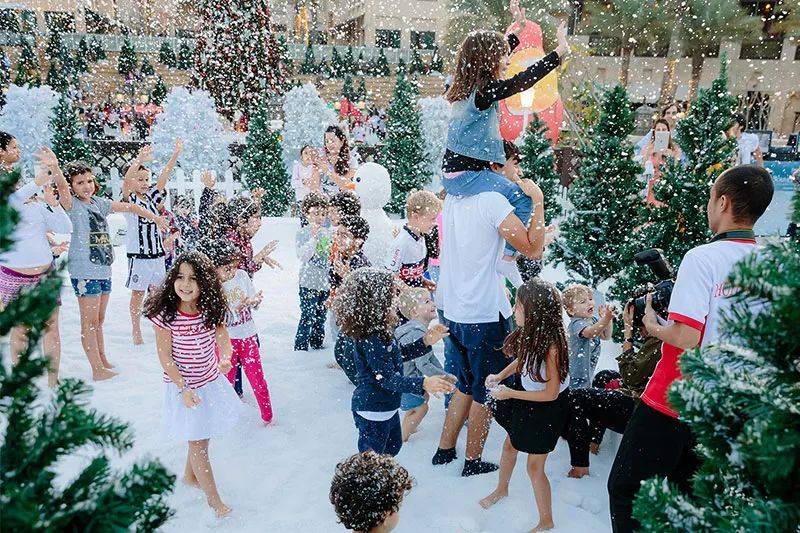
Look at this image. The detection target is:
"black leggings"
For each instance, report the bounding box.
[607,402,698,533]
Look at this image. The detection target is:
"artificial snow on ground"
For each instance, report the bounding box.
[53,215,620,532]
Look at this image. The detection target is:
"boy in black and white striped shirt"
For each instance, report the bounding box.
[122,139,182,345]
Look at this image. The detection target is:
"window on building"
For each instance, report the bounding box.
[738,91,771,130]
[411,30,435,50]
[376,29,400,49]
[175,28,198,39]
[44,11,75,33]
[796,44,800,60]
[85,9,115,34]
[588,33,621,56]
[0,9,19,32]
[19,10,36,33]
[740,34,784,60]
[634,34,670,57]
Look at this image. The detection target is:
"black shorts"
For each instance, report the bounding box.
[492,380,569,455]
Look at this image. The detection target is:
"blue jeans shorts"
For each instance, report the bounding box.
[400,392,426,411]
[71,278,112,297]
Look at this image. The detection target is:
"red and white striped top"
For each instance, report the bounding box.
[149,310,219,389]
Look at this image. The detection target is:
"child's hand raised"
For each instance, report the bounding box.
[246,291,264,309]
[599,304,615,324]
[200,170,216,189]
[489,384,514,400]
[423,375,456,397]
[423,323,449,346]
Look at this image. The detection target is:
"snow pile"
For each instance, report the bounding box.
[149,87,229,174]
[418,96,450,192]
[0,84,59,177]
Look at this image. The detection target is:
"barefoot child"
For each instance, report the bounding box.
[144,251,241,518]
[481,279,570,532]
[203,239,274,424]
[441,1,568,286]
[396,287,455,441]
[58,159,168,380]
[330,451,414,533]
[333,268,455,456]
[121,139,182,345]
[562,284,614,389]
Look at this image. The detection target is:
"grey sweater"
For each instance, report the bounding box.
[397,319,444,379]
[295,226,332,291]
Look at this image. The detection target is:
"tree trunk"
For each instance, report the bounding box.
[619,46,633,87]
[688,53,704,103]
[659,29,681,106]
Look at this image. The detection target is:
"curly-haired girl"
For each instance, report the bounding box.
[333,268,454,456]
[144,250,242,518]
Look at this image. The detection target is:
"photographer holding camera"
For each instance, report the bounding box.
[565,292,662,479]
[607,165,774,533]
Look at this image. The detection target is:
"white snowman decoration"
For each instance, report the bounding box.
[353,162,394,267]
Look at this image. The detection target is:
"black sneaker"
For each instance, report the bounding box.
[461,459,499,477]
[431,447,457,465]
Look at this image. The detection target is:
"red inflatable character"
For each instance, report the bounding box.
[499,21,563,143]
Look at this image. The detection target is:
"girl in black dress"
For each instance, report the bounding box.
[479,279,570,532]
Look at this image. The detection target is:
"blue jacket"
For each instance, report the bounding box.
[445,90,506,165]
[351,333,428,412]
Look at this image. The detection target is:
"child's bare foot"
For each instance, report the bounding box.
[209,499,232,518]
[567,466,590,478]
[132,332,144,345]
[92,368,118,381]
[530,520,555,532]
[100,356,115,368]
[327,361,341,370]
[590,442,600,455]
[183,475,200,489]
[479,488,508,509]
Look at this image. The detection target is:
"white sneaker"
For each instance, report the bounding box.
[496,255,523,288]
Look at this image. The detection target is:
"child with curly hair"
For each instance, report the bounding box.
[329,451,413,532]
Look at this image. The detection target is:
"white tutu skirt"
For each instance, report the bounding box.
[161,377,244,441]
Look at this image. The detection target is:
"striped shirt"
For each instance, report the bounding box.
[149,310,219,389]
[124,185,166,258]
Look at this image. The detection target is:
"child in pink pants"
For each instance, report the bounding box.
[206,239,273,424]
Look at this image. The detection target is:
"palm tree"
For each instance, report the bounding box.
[659,0,760,102]
[581,0,668,87]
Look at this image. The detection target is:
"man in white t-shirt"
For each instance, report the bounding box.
[607,165,774,532]
[431,180,546,477]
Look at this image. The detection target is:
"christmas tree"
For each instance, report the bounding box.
[396,57,406,76]
[75,38,90,72]
[14,37,40,87]
[0,53,9,108]
[118,37,137,77]
[177,41,193,70]
[151,75,167,105]
[374,48,390,76]
[281,82,336,164]
[520,114,563,225]
[356,51,369,76]
[330,47,344,78]
[355,78,367,103]
[0,169,175,531]
[612,62,737,301]
[51,93,92,166]
[89,37,106,61]
[241,100,291,216]
[381,68,430,213]
[341,75,355,101]
[193,0,286,116]
[345,46,356,75]
[317,58,331,78]
[299,45,317,74]
[44,32,69,67]
[277,35,293,76]
[409,48,425,75]
[633,188,800,531]
[159,41,177,67]
[46,62,69,93]
[139,56,155,77]
[552,85,643,286]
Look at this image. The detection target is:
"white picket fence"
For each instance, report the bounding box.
[105,167,243,208]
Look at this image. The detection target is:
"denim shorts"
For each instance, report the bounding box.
[400,392,426,411]
[71,278,112,297]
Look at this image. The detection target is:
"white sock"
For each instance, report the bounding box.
[496,255,523,288]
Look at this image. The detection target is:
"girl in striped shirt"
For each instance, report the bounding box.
[144,250,242,518]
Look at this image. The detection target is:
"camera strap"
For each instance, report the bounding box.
[709,230,756,243]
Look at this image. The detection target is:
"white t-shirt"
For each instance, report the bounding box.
[641,237,758,418]
[291,161,314,202]
[387,225,427,285]
[222,269,258,339]
[521,361,570,393]
[436,192,514,323]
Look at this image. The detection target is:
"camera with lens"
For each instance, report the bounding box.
[630,249,675,330]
